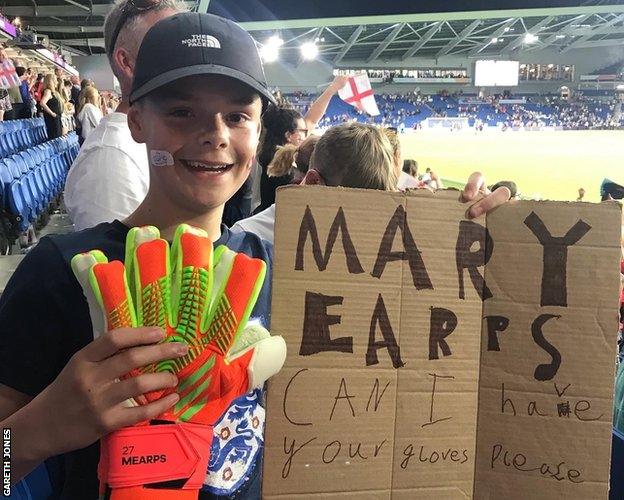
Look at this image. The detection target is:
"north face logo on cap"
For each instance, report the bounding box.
[181,34,221,48]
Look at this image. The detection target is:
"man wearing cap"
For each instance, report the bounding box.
[0,12,279,499]
[64,0,185,231]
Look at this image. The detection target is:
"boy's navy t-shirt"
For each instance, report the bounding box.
[0,220,273,499]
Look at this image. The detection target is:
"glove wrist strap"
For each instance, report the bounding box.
[99,422,213,490]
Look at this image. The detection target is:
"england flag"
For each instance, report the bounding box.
[338,73,380,116]
[0,60,21,90]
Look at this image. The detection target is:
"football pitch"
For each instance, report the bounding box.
[399,129,624,202]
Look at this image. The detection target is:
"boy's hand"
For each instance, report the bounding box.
[34,326,187,456]
[461,171,512,218]
[70,224,286,497]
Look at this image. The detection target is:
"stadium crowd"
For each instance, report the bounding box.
[289,89,623,131]
[1,44,121,141]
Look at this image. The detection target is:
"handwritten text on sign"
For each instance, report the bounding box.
[263,187,621,500]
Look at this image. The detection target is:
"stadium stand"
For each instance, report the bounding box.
[301,92,622,130]
[0,118,79,253]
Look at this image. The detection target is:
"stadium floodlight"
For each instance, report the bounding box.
[260,44,279,63]
[524,33,539,44]
[268,35,284,47]
[260,35,283,63]
[300,41,319,60]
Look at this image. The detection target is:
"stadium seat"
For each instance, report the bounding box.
[4,158,21,180]
[7,181,30,232]
[0,160,14,207]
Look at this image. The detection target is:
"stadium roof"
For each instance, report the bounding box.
[2,0,624,61]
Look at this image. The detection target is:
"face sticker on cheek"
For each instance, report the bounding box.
[150,149,175,167]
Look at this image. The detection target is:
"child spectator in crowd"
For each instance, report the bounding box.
[234,122,511,244]
[0,12,279,499]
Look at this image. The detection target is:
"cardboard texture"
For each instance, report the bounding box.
[263,186,622,500]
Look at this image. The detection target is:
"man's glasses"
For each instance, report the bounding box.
[295,128,309,137]
[109,0,161,54]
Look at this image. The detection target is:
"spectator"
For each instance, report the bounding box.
[402,159,418,178]
[577,187,585,201]
[64,0,184,231]
[235,123,396,242]
[232,134,320,240]
[383,127,434,190]
[0,48,13,121]
[257,105,306,211]
[268,134,320,185]
[31,73,44,114]
[0,12,278,498]
[77,86,103,142]
[234,122,512,243]
[4,71,22,121]
[40,74,63,139]
[12,66,33,119]
[69,75,81,106]
[80,78,94,90]
[256,75,349,211]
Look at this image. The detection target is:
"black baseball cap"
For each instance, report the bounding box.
[129,12,276,107]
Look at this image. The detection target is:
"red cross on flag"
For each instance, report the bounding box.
[338,73,380,116]
[0,60,20,90]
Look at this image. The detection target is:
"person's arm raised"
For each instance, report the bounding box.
[304,75,350,130]
[1,326,187,484]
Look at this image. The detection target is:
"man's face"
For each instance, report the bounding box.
[113,8,179,88]
[129,75,262,214]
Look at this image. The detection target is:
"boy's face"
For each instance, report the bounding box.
[129,75,262,214]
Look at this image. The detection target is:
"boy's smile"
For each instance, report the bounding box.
[180,160,234,174]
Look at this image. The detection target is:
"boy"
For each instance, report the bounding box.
[0,12,275,499]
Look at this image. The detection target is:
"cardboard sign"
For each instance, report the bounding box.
[263,186,623,499]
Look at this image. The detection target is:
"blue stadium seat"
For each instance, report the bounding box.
[28,171,45,215]
[0,129,12,158]
[32,169,49,206]
[7,181,30,232]
[4,158,21,180]
[12,155,29,177]
[0,160,13,207]
[17,151,35,172]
